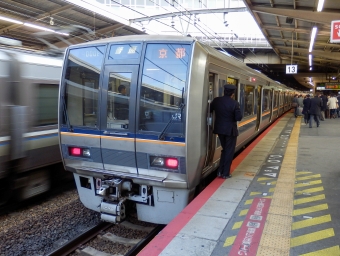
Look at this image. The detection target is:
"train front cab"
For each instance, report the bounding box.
[59,38,200,224]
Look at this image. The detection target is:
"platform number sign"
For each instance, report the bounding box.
[286,65,298,74]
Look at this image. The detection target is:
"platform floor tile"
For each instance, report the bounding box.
[197,199,238,219]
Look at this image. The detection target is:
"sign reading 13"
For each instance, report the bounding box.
[286,65,298,74]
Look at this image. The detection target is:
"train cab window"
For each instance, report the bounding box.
[244,85,254,117]
[138,43,191,134]
[62,46,106,128]
[106,73,131,129]
[36,84,58,126]
[262,89,271,112]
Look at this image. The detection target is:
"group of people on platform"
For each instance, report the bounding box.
[293,93,340,128]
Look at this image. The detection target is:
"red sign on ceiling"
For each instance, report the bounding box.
[331,20,340,43]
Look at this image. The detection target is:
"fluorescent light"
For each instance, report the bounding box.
[309,27,317,52]
[310,67,313,70]
[24,23,55,32]
[317,0,325,12]
[309,54,312,66]
[0,15,23,24]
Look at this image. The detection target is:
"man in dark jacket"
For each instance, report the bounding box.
[308,93,322,128]
[320,93,328,120]
[210,84,242,179]
[302,94,311,124]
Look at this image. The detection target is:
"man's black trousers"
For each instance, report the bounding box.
[217,134,237,176]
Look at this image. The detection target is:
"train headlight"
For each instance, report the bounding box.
[83,149,91,157]
[151,157,164,167]
[150,156,179,170]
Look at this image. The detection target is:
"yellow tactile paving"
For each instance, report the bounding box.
[299,245,340,256]
[292,214,332,230]
[256,246,290,256]
[257,115,301,255]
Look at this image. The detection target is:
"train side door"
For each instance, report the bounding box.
[203,73,217,170]
[255,85,262,131]
[100,65,139,173]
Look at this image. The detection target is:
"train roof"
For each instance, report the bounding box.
[69,35,195,48]
[0,47,63,67]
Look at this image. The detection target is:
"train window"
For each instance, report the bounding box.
[106,72,131,129]
[36,84,58,126]
[62,46,106,128]
[108,44,141,60]
[218,79,226,97]
[138,43,191,134]
[262,89,271,112]
[274,91,278,107]
[244,85,254,117]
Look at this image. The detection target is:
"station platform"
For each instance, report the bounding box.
[138,112,340,256]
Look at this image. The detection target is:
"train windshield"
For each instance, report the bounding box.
[139,43,191,137]
[61,46,106,128]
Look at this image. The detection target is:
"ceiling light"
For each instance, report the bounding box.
[310,67,313,70]
[309,27,317,52]
[0,15,23,24]
[317,0,325,12]
[309,54,312,66]
[24,23,55,32]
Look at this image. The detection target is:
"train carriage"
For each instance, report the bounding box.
[58,35,297,224]
[0,49,63,204]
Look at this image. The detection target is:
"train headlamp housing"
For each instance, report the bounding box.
[150,156,179,170]
[68,146,91,158]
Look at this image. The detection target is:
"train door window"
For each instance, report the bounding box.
[106,72,131,129]
[62,46,105,128]
[262,89,271,112]
[227,77,238,100]
[244,85,254,117]
[218,79,226,97]
[36,84,59,126]
[138,43,191,135]
[274,91,278,107]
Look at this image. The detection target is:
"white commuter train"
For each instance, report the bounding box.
[0,48,63,204]
[58,35,297,224]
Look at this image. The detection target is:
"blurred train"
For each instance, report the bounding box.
[0,48,63,205]
[58,35,298,224]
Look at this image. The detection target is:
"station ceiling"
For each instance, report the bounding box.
[241,0,340,91]
[0,0,339,92]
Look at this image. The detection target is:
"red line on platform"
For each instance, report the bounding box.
[138,113,289,256]
[229,197,271,256]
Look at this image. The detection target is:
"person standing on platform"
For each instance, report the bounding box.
[302,94,311,124]
[292,94,299,117]
[297,95,304,115]
[327,94,338,119]
[308,93,322,128]
[320,93,328,121]
[210,84,242,179]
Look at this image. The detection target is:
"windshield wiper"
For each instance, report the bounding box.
[158,88,185,140]
[62,96,73,132]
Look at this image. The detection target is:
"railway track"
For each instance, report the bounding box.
[46,221,164,256]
